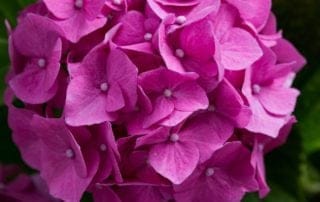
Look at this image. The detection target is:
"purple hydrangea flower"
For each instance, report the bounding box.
[44,0,107,42]
[5,0,306,201]
[9,14,63,104]
[65,47,138,126]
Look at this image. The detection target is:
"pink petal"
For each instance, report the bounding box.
[43,0,75,19]
[136,127,170,148]
[43,39,63,89]
[225,0,271,30]
[211,3,238,40]
[91,123,121,183]
[31,115,87,178]
[245,98,286,138]
[9,68,58,104]
[57,14,107,43]
[105,83,125,112]
[8,108,41,169]
[261,13,277,35]
[220,28,263,70]
[160,110,193,127]
[113,11,146,45]
[41,148,99,202]
[173,81,209,111]
[139,68,197,94]
[65,76,110,126]
[272,38,306,72]
[213,79,251,127]
[12,14,63,57]
[179,19,215,61]
[107,49,138,110]
[158,16,185,73]
[139,68,169,94]
[149,142,199,184]
[143,97,175,128]
[83,0,106,20]
[251,140,270,198]
[265,116,296,153]
[182,113,233,162]
[257,87,299,115]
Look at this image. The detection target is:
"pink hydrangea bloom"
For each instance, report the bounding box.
[174,142,257,202]
[44,0,107,42]
[139,68,208,127]
[30,115,99,201]
[65,47,138,126]
[135,113,229,184]
[9,14,63,104]
[5,0,305,201]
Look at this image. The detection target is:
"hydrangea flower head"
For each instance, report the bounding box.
[5,0,305,201]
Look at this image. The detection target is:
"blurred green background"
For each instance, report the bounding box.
[0,0,319,201]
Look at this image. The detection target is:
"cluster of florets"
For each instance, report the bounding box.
[4,0,305,201]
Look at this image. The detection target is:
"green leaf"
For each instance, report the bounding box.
[243,183,301,202]
[242,193,260,202]
[264,129,304,199]
[0,106,21,164]
[0,66,8,105]
[295,68,320,154]
[264,183,299,202]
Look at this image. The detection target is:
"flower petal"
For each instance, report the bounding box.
[220,28,262,70]
[149,142,199,184]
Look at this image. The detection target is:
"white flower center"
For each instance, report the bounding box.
[175,49,185,58]
[74,0,83,8]
[144,33,153,41]
[175,15,187,24]
[100,144,107,151]
[170,133,179,142]
[112,0,122,5]
[100,83,109,92]
[258,143,264,151]
[37,58,46,68]
[205,168,214,177]
[163,89,173,97]
[108,14,114,20]
[252,84,261,94]
[65,149,74,158]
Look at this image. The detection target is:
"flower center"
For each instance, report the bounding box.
[108,14,114,20]
[65,149,75,159]
[258,143,264,151]
[37,58,46,68]
[100,83,109,92]
[175,49,185,58]
[112,0,122,5]
[144,33,153,41]
[163,89,173,97]
[175,15,187,24]
[74,0,83,9]
[170,133,179,142]
[252,84,261,94]
[205,167,214,177]
[100,144,107,151]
